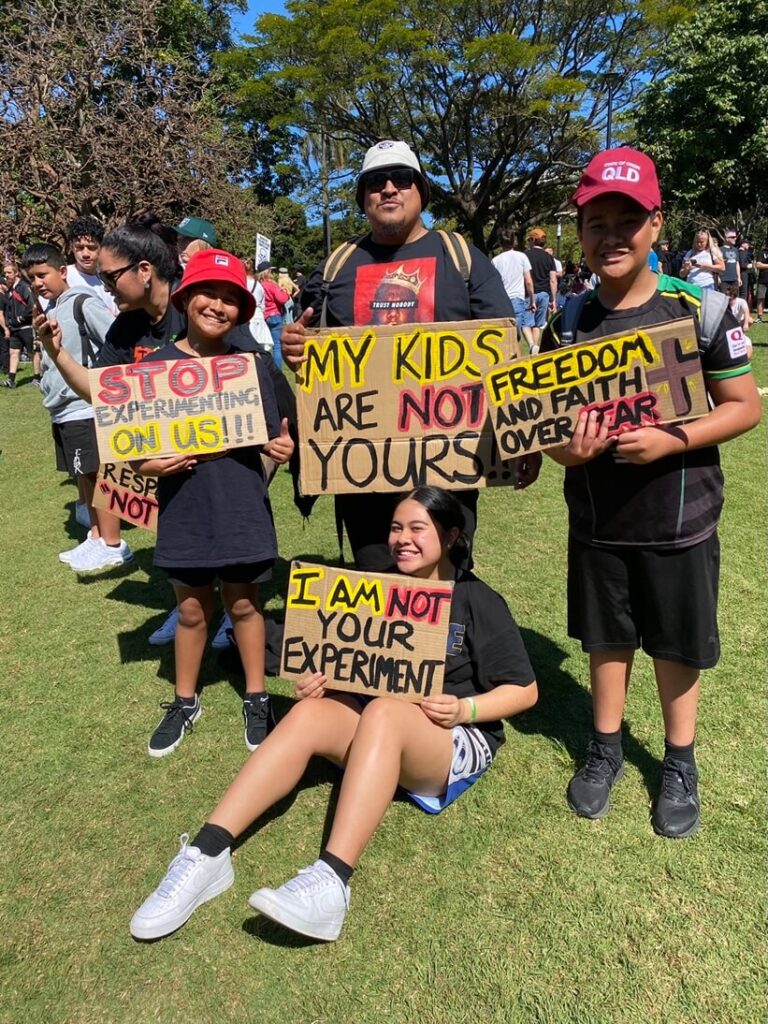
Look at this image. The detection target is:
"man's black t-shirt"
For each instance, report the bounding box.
[300,231,513,326]
[442,570,535,753]
[525,247,557,294]
[720,244,740,283]
[6,278,34,328]
[542,280,752,548]
[757,249,768,285]
[141,343,281,569]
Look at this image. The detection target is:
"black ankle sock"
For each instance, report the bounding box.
[8,373,15,383]
[192,822,234,857]
[664,738,696,765]
[245,692,269,702]
[320,850,354,886]
[33,373,41,381]
[594,728,623,752]
[179,693,198,707]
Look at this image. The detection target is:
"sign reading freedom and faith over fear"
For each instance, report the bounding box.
[281,562,453,703]
[484,318,709,457]
[296,319,520,495]
[89,353,268,463]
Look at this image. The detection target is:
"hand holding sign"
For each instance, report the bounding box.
[295,671,327,700]
[133,452,198,477]
[421,692,467,728]
[614,424,687,464]
[263,418,293,465]
[282,306,314,372]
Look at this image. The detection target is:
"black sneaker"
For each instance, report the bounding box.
[2,378,16,389]
[148,696,202,758]
[243,694,274,752]
[652,757,700,838]
[567,739,624,819]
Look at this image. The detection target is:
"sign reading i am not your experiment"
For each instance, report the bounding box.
[281,562,453,703]
[89,353,267,462]
[484,318,709,457]
[296,319,520,495]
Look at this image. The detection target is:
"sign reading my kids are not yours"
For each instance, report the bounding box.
[296,319,520,495]
[281,562,454,703]
[484,317,710,457]
[88,353,268,463]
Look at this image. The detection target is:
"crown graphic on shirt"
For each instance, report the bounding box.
[379,265,425,295]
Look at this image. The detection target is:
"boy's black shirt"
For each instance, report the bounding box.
[720,244,740,283]
[542,283,751,549]
[443,571,535,753]
[757,249,768,285]
[525,247,557,294]
[141,343,281,568]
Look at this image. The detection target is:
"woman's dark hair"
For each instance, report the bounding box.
[102,215,179,282]
[401,486,469,566]
[66,216,105,246]
[20,243,66,270]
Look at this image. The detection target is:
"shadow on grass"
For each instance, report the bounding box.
[511,627,660,797]
[241,914,324,948]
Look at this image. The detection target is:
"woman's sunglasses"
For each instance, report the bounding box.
[98,262,138,289]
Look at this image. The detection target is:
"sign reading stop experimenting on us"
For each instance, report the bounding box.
[89,353,268,462]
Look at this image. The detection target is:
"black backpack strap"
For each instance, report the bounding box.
[437,229,472,285]
[319,237,363,326]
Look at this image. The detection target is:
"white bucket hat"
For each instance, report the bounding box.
[356,140,431,210]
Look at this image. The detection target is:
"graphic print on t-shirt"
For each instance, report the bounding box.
[353,258,437,326]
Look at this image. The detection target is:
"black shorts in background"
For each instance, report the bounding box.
[166,561,274,589]
[567,533,720,669]
[52,419,100,477]
[10,327,36,354]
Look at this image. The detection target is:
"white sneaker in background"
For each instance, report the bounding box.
[248,860,350,941]
[70,537,133,572]
[59,530,97,564]
[130,835,234,940]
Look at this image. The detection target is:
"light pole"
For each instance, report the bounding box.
[601,72,623,149]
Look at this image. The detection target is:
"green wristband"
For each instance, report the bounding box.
[465,697,478,723]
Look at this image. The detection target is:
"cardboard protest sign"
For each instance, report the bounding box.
[92,463,158,531]
[296,319,520,495]
[281,562,454,703]
[484,318,709,457]
[89,353,267,463]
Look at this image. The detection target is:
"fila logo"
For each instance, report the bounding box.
[214,255,229,266]
[602,162,641,183]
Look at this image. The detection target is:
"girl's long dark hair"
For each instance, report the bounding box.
[102,214,179,282]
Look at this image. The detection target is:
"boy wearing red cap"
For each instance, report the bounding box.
[543,148,760,837]
[133,250,293,757]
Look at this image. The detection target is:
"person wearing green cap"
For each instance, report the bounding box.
[175,217,218,267]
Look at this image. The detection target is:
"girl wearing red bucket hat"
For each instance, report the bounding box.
[132,249,294,760]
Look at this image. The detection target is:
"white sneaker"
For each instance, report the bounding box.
[59,530,98,564]
[248,860,350,941]
[130,834,234,940]
[69,537,133,572]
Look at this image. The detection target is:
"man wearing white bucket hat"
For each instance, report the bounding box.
[282,140,540,571]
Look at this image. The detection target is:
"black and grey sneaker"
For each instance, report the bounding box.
[652,757,700,838]
[148,696,202,758]
[243,693,274,752]
[567,739,624,819]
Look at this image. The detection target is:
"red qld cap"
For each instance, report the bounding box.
[172,249,255,324]
[571,147,661,211]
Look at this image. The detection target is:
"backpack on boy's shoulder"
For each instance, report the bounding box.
[556,274,729,352]
[71,294,104,367]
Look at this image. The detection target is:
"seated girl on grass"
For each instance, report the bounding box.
[130,486,537,943]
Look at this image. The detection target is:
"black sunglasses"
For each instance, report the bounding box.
[98,262,138,289]
[362,168,417,193]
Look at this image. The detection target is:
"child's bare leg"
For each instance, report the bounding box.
[590,649,634,731]
[653,659,700,745]
[76,472,121,543]
[174,584,216,699]
[221,582,265,694]
[208,696,362,838]
[324,698,454,868]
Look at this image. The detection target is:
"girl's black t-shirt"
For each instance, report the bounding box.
[141,343,281,568]
[443,570,536,753]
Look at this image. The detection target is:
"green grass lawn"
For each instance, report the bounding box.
[1,330,766,1024]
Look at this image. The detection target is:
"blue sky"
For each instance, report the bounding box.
[231,1,286,39]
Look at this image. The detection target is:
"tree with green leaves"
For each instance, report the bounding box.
[635,0,768,235]
[225,0,683,252]
[0,0,271,255]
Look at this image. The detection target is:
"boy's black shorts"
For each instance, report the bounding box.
[567,533,720,669]
[165,561,274,589]
[10,327,36,354]
[52,419,99,477]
